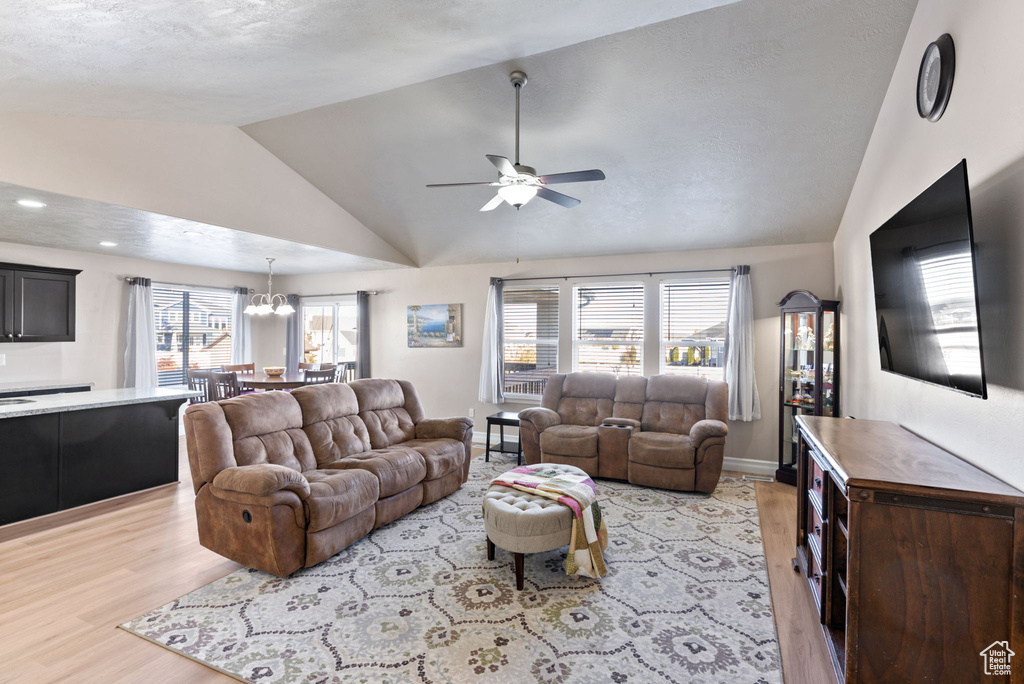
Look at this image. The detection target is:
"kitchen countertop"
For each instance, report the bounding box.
[0,380,96,394]
[0,387,199,419]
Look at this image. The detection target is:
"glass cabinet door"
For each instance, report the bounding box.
[781,311,817,470]
[821,311,836,417]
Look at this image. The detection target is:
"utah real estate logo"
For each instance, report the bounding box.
[980,641,1014,676]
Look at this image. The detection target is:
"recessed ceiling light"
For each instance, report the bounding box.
[99,241,118,247]
[183,230,204,237]
[16,199,46,208]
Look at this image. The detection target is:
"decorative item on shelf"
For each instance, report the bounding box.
[917,33,955,122]
[824,321,835,351]
[407,304,463,348]
[244,258,294,316]
[263,366,285,377]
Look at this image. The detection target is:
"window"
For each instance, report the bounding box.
[660,278,730,380]
[573,283,644,376]
[154,285,233,386]
[302,298,358,365]
[503,285,559,397]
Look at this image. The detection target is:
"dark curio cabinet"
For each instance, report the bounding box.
[777,290,839,485]
[0,262,80,343]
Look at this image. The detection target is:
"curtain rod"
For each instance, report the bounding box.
[299,291,379,298]
[123,277,245,293]
[498,267,736,283]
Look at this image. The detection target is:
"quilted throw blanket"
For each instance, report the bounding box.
[489,465,608,579]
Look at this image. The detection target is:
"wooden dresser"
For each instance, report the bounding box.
[794,416,1024,684]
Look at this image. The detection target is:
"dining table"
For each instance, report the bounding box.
[235,371,309,391]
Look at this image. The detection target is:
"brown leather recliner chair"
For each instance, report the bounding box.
[519,372,728,493]
[184,379,472,578]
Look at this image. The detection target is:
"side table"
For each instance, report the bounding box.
[485,412,522,465]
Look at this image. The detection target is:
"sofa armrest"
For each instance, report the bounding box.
[415,417,474,441]
[602,417,641,429]
[518,407,561,432]
[211,464,310,500]
[689,419,729,446]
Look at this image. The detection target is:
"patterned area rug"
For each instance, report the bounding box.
[122,459,781,683]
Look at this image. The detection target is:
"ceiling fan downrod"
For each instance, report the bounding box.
[510,70,527,166]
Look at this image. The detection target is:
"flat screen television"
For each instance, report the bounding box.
[868,159,987,398]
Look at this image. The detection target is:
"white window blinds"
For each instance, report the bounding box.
[503,285,559,396]
[660,278,730,379]
[154,285,234,386]
[573,283,644,376]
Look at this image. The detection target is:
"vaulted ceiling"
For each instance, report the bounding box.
[0,0,919,271]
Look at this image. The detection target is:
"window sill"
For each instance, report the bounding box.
[503,393,542,406]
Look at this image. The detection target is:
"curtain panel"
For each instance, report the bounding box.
[124,277,158,388]
[724,265,761,421]
[231,286,253,365]
[356,291,371,379]
[478,278,504,404]
[284,294,303,372]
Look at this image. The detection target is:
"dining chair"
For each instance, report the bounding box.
[319,362,337,372]
[186,369,216,404]
[341,361,357,383]
[211,371,241,401]
[303,368,337,385]
[298,362,316,371]
[221,363,255,373]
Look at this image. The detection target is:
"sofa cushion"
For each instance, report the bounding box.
[641,401,706,435]
[540,424,600,458]
[628,431,696,469]
[303,469,380,533]
[401,438,465,480]
[219,391,318,472]
[555,397,614,427]
[325,446,427,498]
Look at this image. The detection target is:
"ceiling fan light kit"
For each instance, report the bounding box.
[427,70,606,211]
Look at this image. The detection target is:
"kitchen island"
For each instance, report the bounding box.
[0,387,198,525]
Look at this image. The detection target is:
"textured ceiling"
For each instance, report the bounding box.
[0,0,738,126]
[0,183,404,275]
[243,0,918,267]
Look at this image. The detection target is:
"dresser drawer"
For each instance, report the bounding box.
[807,544,825,612]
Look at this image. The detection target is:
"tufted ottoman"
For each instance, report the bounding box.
[483,464,581,590]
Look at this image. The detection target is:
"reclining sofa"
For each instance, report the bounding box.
[519,372,728,493]
[184,379,472,577]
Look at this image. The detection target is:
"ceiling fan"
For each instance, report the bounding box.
[427,70,606,211]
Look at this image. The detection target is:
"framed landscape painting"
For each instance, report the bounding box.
[408,304,463,348]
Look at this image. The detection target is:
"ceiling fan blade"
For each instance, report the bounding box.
[536,186,581,208]
[486,154,518,178]
[426,181,500,188]
[479,195,504,212]
[538,169,606,185]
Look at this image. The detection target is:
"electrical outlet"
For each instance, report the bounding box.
[0,354,5,366]
[468,408,475,418]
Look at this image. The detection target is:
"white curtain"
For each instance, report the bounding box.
[478,278,504,404]
[124,277,158,388]
[231,286,253,365]
[725,265,761,421]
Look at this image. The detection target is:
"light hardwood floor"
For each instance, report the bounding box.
[0,442,832,683]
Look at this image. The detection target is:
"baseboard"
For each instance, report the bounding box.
[722,456,776,477]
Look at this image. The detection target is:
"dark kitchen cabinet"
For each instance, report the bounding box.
[0,262,80,343]
[0,413,61,525]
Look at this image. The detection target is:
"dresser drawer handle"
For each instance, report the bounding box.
[812,572,821,585]
[814,477,823,489]
[813,524,821,536]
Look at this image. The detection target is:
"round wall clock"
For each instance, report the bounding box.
[917,33,955,121]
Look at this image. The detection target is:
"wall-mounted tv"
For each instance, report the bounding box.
[868,159,986,398]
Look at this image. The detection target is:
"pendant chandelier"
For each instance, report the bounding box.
[244,258,294,316]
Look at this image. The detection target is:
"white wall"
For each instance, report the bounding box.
[0,241,271,390]
[268,242,835,466]
[833,1,1024,487]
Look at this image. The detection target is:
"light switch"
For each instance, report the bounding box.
[0,354,5,366]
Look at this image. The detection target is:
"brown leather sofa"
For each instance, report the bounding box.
[519,372,728,493]
[184,379,472,577]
